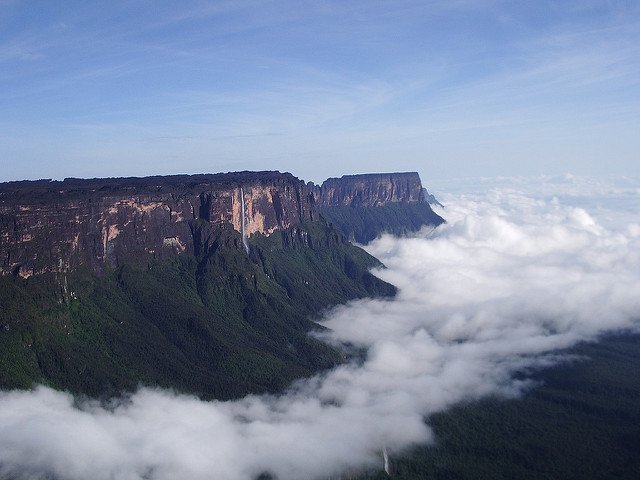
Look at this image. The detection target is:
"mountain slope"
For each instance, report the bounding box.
[312,172,444,243]
[0,222,394,400]
[0,170,446,400]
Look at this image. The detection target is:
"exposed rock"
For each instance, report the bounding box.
[421,187,444,208]
[0,172,315,276]
[311,172,445,243]
[312,172,424,207]
[0,170,443,276]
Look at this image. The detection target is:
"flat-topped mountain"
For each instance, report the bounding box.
[0,170,442,400]
[312,172,444,243]
[1,171,442,277]
[312,172,424,207]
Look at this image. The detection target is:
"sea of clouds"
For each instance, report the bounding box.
[1,175,639,480]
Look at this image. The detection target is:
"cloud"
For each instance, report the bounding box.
[1,176,640,480]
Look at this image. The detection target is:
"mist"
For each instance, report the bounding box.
[2,176,639,480]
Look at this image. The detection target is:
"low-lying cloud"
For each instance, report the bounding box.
[2,176,639,480]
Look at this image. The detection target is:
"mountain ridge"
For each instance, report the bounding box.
[0,170,442,277]
[0,170,441,400]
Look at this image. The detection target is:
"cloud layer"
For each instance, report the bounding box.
[1,176,639,480]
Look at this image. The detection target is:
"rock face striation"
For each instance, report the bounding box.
[0,172,317,277]
[312,172,445,243]
[0,170,441,277]
[311,172,425,207]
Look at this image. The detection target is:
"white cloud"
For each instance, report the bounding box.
[1,176,639,479]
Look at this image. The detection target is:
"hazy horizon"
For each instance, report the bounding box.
[2,0,639,183]
[2,3,639,478]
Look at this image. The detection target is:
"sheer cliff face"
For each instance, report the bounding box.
[0,171,434,277]
[314,172,424,207]
[210,181,315,237]
[312,172,445,244]
[0,173,316,277]
[0,195,194,278]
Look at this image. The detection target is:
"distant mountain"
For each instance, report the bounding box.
[310,172,444,244]
[0,170,441,399]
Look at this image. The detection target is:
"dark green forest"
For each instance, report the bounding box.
[0,222,394,400]
[320,202,444,244]
[361,333,640,480]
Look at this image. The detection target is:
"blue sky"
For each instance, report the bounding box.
[1,0,638,183]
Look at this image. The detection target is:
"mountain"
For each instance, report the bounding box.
[0,170,440,400]
[311,172,444,244]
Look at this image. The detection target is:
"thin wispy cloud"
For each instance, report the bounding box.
[1,1,638,181]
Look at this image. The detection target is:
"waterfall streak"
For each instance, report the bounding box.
[240,187,249,254]
[383,447,390,476]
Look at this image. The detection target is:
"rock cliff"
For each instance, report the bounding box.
[0,170,443,277]
[0,172,316,277]
[312,172,425,207]
[312,172,444,243]
[0,169,438,400]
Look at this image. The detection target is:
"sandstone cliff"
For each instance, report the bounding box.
[312,172,425,207]
[0,172,316,277]
[0,170,443,277]
[0,169,431,398]
[312,172,444,243]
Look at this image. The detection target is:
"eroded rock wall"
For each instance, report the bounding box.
[314,172,424,207]
[0,172,316,276]
[311,172,445,244]
[0,170,438,277]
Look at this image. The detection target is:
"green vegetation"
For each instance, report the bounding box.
[361,333,640,480]
[320,202,444,244]
[0,222,394,400]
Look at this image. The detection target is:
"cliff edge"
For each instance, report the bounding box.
[0,169,440,400]
[312,172,444,243]
[1,170,443,277]
[0,171,315,278]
